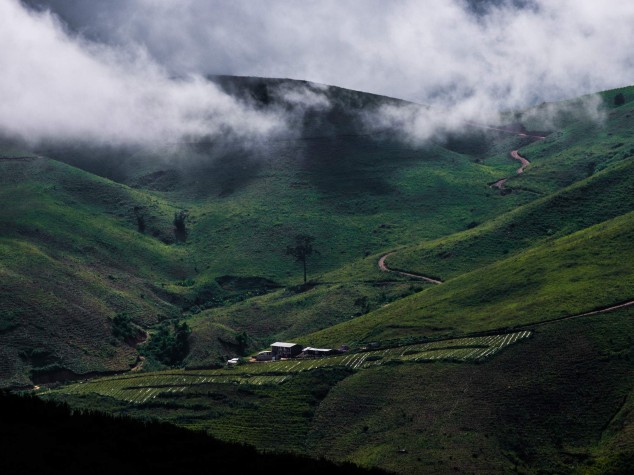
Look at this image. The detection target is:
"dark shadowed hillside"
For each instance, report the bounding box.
[0,391,389,475]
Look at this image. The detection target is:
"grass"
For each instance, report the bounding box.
[45,367,353,453]
[306,307,634,474]
[43,329,530,457]
[0,158,189,386]
[48,329,531,399]
[387,157,634,281]
[3,78,634,472]
[305,209,634,346]
[0,85,541,385]
[44,308,634,474]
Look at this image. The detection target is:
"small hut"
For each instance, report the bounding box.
[270,342,302,359]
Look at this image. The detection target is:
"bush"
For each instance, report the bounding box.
[111,313,142,343]
[141,320,191,366]
[614,93,625,106]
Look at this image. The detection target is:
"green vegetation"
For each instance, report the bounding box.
[306,210,634,346]
[2,78,634,473]
[140,319,191,366]
[286,234,317,284]
[111,312,143,343]
[307,308,634,474]
[46,367,354,453]
[44,330,530,456]
[0,89,535,385]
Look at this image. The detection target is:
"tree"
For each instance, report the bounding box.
[614,93,625,106]
[173,210,188,242]
[286,234,316,284]
[236,331,249,356]
[111,312,142,343]
[140,319,191,366]
[133,206,146,233]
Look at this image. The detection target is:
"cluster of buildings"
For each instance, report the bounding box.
[227,341,349,365]
[255,341,347,361]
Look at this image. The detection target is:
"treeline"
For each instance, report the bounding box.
[0,391,390,475]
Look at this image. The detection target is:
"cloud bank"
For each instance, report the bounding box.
[0,0,288,146]
[4,0,634,145]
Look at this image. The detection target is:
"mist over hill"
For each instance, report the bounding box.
[2,1,634,473]
[2,77,634,473]
[5,0,634,149]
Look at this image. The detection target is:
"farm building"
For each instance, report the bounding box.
[256,350,273,361]
[303,347,336,357]
[270,342,303,359]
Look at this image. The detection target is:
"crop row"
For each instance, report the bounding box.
[53,331,531,402]
[59,374,290,403]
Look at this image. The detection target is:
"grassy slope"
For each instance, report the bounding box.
[307,307,634,474]
[3,81,633,384]
[0,157,190,386]
[16,82,634,473]
[148,129,537,362]
[44,308,634,474]
[302,89,634,347]
[168,136,529,282]
[388,90,634,279]
[387,156,634,281]
[305,209,634,346]
[185,280,424,366]
[0,133,531,383]
[44,367,354,454]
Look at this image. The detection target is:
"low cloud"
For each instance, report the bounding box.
[274,84,331,112]
[0,0,289,146]
[6,0,634,147]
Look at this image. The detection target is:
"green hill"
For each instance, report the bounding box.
[0,157,191,387]
[305,209,634,346]
[2,78,634,474]
[1,78,547,385]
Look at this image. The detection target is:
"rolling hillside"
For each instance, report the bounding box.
[3,78,634,474]
[1,77,543,385]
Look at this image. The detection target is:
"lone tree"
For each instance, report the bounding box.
[286,234,316,284]
[173,210,188,242]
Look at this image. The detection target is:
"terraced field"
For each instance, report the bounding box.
[50,331,531,404]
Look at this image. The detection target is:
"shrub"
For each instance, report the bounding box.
[614,93,625,106]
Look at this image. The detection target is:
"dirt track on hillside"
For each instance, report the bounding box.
[510,150,530,174]
[491,178,508,190]
[378,253,442,284]
[489,149,532,190]
[378,250,634,328]
[378,123,633,328]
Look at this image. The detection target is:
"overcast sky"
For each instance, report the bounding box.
[3,0,634,145]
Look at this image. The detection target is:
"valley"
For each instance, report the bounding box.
[2,77,634,474]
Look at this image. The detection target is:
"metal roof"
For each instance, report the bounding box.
[271,342,300,348]
[304,347,333,352]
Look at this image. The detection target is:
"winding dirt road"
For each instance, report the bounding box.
[490,150,532,190]
[378,123,633,328]
[378,250,634,328]
[378,252,442,284]
[510,150,530,174]
[472,121,545,189]
[491,178,508,190]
